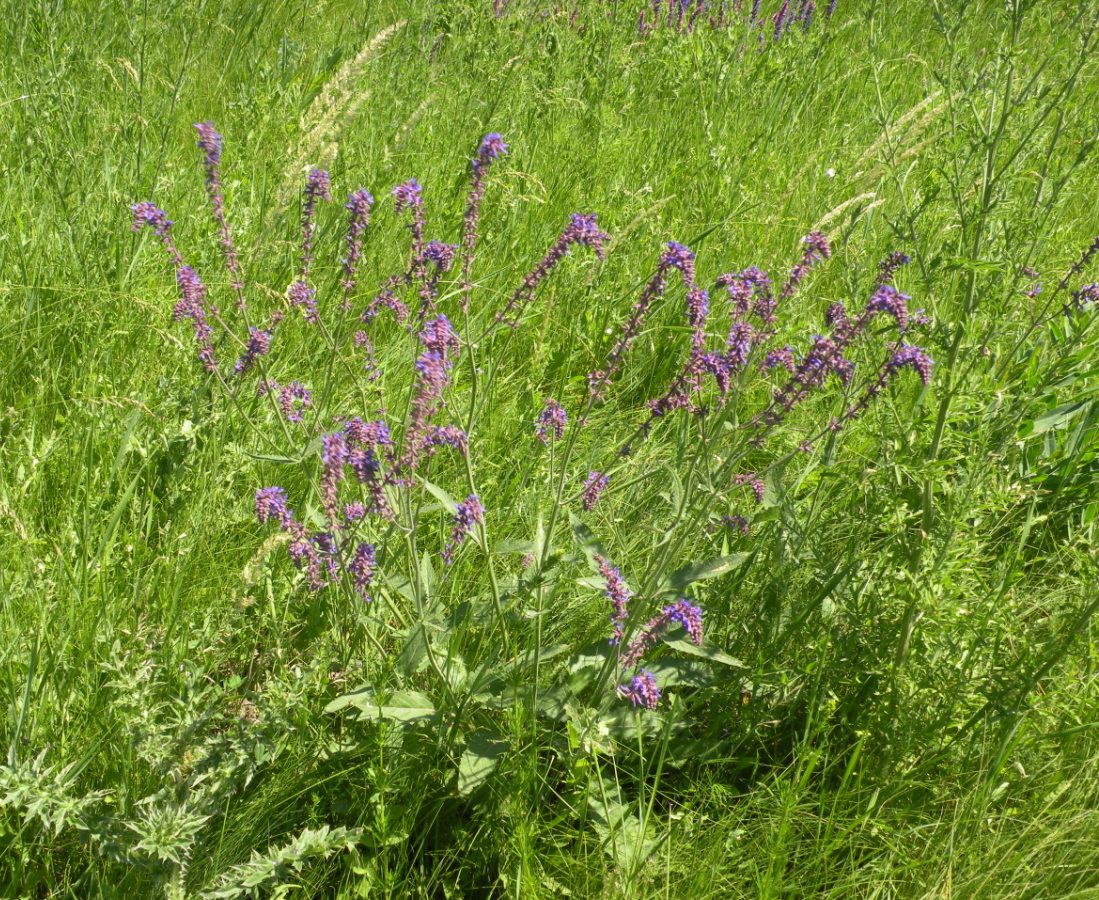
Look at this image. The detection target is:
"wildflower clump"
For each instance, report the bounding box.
[132,122,931,717]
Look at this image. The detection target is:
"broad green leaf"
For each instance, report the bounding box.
[647,656,737,688]
[326,689,436,724]
[660,553,749,593]
[457,729,508,796]
[420,552,436,599]
[663,637,747,669]
[324,687,374,714]
[1023,399,1092,437]
[763,460,787,507]
[384,573,416,604]
[587,780,661,869]
[397,625,429,676]
[569,651,609,673]
[441,653,468,691]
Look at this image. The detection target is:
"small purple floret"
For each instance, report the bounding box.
[443,495,485,565]
[581,471,609,511]
[619,670,661,710]
[535,398,568,442]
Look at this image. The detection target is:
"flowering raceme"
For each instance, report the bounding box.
[535,398,568,443]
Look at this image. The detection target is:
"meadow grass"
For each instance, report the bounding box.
[2,0,1099,896]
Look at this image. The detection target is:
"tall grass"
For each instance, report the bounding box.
[1,0,1098,896]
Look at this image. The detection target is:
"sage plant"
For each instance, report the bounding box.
[132,122,931,720]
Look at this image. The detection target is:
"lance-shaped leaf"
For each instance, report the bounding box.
[657,553,749,594]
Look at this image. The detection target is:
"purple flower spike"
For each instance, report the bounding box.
[568,213,610,257]
[867,284,911,332]
[662,241,697,278]
[348,543,376,601]
[1059,236,1099,295]
[422,425,469,457]
[341,188,374,309]
[760,333,854,428]
[461,133,508,312]
[362,289,409,326]
[344,417,393,448]
[393,179,423,212]
[275,381,312,423]
[774,0,792,39]
[687,287,709,351]
[132,199,223,372]
[420,314,461,359]
[535,398,568,443]
[443,495,485,565]
[193,123,246,306]
[288,280,318,324]
[392,180,429,308]
[801,0,816,30]
[619,670,661,710]
[234,327,272,375]
[622,598,704,668]
[172,266,218,372]
[734,473,765,503]
[889,343,933,385]
[722,514,750,534]
[255,486,290,526]
[131,202,173,240]
[400,315,462,472]
[1072,282,1099,311]
[294,167,331,318]
[595,553,632,645]
[778,231,831,304]
[763,346,796,373]
[476,133,508,165]
[496,213,609,327]
[194,122,222,166]
[344,502,366,523]
[581,471,609,511]
[321,432,349,527]
[347,433,392,521]
[425,240,457,272]
[590,242,703,399]
[306,168,331,203]
[876,250,911,287]
[665,598,704,645]
[837,342,933,428]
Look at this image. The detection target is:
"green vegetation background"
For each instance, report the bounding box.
[1,0,1097,896]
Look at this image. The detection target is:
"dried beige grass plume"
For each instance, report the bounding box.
[267,21,407,226]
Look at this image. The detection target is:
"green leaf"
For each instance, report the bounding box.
[457,729,508,796]
[663,637,747,669]
[324,687,375,714]
[570,514,606,560]
[422,479,459,513]
[420,552,436,599]
[660,554,749,594]
[325,689,436,724]
[243,451,300,465]
[647,657,736,688]
[397,625,429,676]
[1023,399,1092,437]
[468,644,570,702]
[587,780,661,869]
